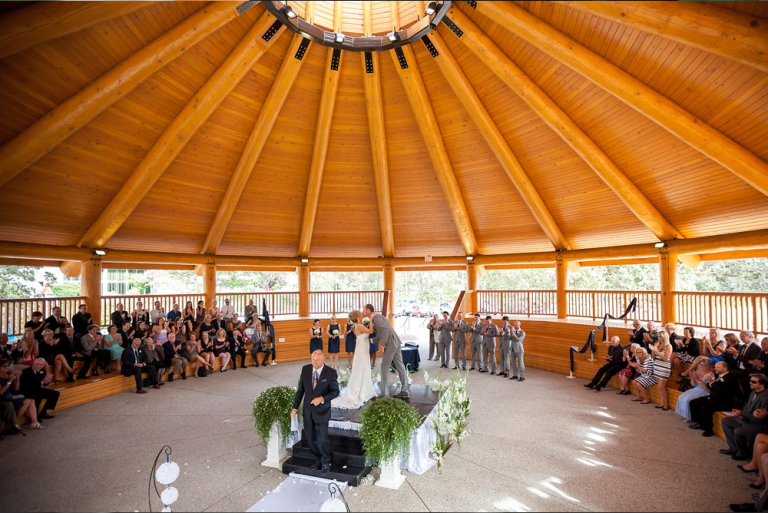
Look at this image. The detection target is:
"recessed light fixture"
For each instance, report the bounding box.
[467,256,474,261]
[654,242,666,249]
[425,2,438,16]
[284,4,297,19]
[335,32,345,43]
[93,249,107,256]
[387,26,400,42]
[301,258,309,264]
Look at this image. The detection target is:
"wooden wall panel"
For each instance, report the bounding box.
[438,22,656,250]
[217,41,327,257]
[412,42,555,255]
[379,53,464,257]
[0,2,203,146]
[309,55,384,258]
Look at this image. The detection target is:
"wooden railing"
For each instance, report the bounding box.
[308,291,387,316]
[0,296,85,337]
[567,290,662,323]
[214,292,300,318]
[675,292,768,334]
[476,290,558,317]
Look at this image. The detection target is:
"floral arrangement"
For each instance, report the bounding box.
[429,373,472,469]
[359,398,421,466]
[251,385,297,447]
[423,370,451,393]
[313,328,321,336]
[371,367,381,384]
[362,317,371,328]
[332,329,340,336]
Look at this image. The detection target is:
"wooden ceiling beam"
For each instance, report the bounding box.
[0,1,153,59]
[476,1,768,198]
[0,258,64,269]
[446,7,682,243]
[60,261,83,278]
[558,1,768,74]
[77,10,285,249]
[428,31,570,251]
[390,44,479,256]
[297,48,343,258]
[363,1,396,257]
[199,34,309,256]
[0,2,242,188]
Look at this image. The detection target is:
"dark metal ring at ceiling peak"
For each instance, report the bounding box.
[263,1,452,53]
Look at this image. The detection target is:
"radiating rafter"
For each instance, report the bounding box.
[0,1,243,189]
[446,6,683,243]
[0,1,153,59]
[475,1,768,198]
[428,31,570,251]
[558,0,768,74]
[390,44,479,256]
[362,0,395,258]
[78,10,287,249]
[297,48,343,258]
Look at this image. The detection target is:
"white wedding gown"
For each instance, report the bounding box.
[332,332,376,409]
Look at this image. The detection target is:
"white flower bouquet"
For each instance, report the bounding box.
[313,328,321,336]
[362,317,371,328]
[332,329,340,336]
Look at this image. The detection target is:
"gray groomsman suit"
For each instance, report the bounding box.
[482,322,499,373]
[437,317,453,367]
[469,320,484,370]
[453,319,469,369]
[510,328,526,378]
[498,323,512,376]
[373,313,409,397]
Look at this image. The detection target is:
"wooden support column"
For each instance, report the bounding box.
[203,263,216,310]
[383,261,395,321]
[556,255,569,319]
[660,249,679,325]
[466,262,479,315]
[80,259,102,327]
[299,264,310,317]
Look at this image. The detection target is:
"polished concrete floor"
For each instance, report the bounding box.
[1,335,756,512]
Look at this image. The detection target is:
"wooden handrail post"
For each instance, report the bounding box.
[299,264,310,317]
[660,249,679,325]
[556,254,568,319]
[80,259,102,327]
[203,263,216,311]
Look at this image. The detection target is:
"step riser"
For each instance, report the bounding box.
[291,447,367,467]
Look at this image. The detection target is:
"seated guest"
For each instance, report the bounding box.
[0,400,22,436]
[152,318,168,345]
[198,315,214,338]
[195,301,206,328]
[210,313,225,333]
[208,299,220,319]
[71,304,93,340]
[142,339,166,385]
[134,321,149,341]
[244,299,256,320]
[724,332,746,369]
[616,344,640,395]
[650,331,674,410]
[730,447,768,512]
[111,303,131,330]
[39,329,74,385]
[228,330,246,370]
[103,325,124,371]
[220,298,235,321]
[167,304,182,323]
[16,331,39,370]
[132,301,149,329]
[24,311,45,341]
[630,348,656,404]
[0,333,12,362]
[0,359,41,429]
[175,318,189,342]
[721,374,768,461]
[689,361,742,437]
[162,333,188,382]
[182,333,212,377]
[19,358,59,420]
[683,328,727,379]
[246,314,261,330]
[664,323,682,348]
[119,321,135,348]
[584,336,625,392]
[749,336,768,375]
[121,338,159,394]
[643,321,659,349]
[250,324,273,367]
[198,331,216,369]
[676,359,714,422]
[43,307,67,336]
[150,301,166,326]
[80,324,110,377]
[57,326,89,381]
[671,326,700,376]
[736,331,762,374]
[213,329,231,373]
[627,320,648,350]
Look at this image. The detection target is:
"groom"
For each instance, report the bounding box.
[291,350,340,475]
[363,304,410,399]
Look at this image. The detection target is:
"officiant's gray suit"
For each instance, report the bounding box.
[373,313,410,396]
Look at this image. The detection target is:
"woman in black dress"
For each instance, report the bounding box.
[198,330,216,370]
[183,301,195,333]
[309,320,323,355]
[327,315,341,368]
[345,317,357,368]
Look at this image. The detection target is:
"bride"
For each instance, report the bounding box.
[332,310,376,409]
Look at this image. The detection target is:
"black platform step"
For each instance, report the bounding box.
[291,439,368,468]
[283,455,371,487]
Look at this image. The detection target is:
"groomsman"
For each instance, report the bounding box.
[498,316,513,378]
[437,311,453,369]
[427,314,440,361]
[481,316,499,374]
[469,314,484,371]
[452,313,469,370]
[510,321,526,382]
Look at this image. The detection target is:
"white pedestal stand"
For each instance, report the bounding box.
[261,422,287,469]
[376,454,406,490]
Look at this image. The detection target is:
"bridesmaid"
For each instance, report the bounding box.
[327,315,341,368]
[345,317,357,368]
[369,330,379,370]
[309,320,323,355]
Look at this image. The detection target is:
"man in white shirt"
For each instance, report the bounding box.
[220,298,235,321]
[150,301,166,325]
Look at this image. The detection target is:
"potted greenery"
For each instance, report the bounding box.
[359,397,421,490]
[252,385,297,468]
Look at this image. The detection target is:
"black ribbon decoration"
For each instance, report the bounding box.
[569,297,638,373]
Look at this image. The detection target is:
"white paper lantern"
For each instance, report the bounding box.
[156,462,180,485]
[319,497,346,513]
[160,487,179,506]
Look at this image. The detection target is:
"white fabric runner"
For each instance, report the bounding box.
[247,473,347,513]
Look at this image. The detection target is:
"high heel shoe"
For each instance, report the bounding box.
[739,465,759,475]
[749,483,764,489]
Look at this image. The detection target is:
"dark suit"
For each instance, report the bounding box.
[228,335,246,369]
[293,365,340,468]
[121,346,157,390]
[738,342,763,374]
[691,372,742,433]
[588,345,625,389]
[250,332,273,366]
[19,367,59,415]
[722,389,768,458]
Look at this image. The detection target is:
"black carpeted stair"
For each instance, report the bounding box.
[282,427,372,486]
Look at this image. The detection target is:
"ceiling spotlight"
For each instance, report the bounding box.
[301,258,309,264]
[335,32,345,43]
[425,2,438,15]
[284,3,297,19]
[93,249,107,257]
[466,256,474,261]
[387,26,400,42]
[654,242,666,249]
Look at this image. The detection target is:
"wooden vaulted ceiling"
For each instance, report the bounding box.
[0,0,766,262]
